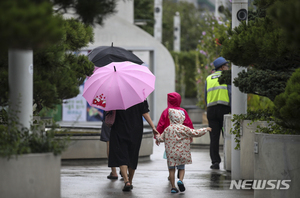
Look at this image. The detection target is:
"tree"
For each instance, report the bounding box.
[0,56,8,107]
[52,0,116,26]
[33,19,95,113]
[232,69,291,101]
[268,0,300,49]
[269,0,300,132]
[273,68,300,131]
[0,0,64,107]
[0,19,95,113]
[0,0,117,113]
[218,0,300,132]
[219,0,300,101]
[134,0,154,36]
[135,0,225,52]
[0,0,116,52]
[0,0,64,53]
[162,0,204,51]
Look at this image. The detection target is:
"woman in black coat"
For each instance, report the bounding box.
[108,100,158,191]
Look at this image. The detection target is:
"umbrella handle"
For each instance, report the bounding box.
[114,66,116,72]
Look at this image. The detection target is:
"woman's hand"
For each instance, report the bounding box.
[152,127,159,136]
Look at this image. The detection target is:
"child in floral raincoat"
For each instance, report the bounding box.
[156,108,211,193]
[156,92,194,181]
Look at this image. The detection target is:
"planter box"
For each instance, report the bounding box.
[0,153,61,198]
[240,121,269,180]
[61,129,153,160]
[223,114,232,171]
[240,120,258,179]
[254,133,300,198]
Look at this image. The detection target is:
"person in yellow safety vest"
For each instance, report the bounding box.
[204,57,231,170]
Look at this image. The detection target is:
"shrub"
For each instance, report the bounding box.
[273,68,300,133]
[0,110,69,159]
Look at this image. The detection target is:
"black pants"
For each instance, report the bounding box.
[207,105,231,164]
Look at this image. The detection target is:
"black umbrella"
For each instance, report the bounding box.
[87,43,143,67]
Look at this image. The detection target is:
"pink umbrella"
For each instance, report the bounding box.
[82,61,155,111]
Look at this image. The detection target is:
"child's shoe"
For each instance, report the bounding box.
[177,180,185,192]
[171,188,179,193]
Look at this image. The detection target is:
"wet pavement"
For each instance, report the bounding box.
[61,141,253,198]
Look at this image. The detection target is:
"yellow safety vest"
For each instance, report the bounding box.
[206,71,230,107]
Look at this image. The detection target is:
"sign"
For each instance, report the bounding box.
[62,84,87,121]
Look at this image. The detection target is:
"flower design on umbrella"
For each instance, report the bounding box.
[92,93,106,108]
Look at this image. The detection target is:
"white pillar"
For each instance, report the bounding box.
[173,12,180,52]
[231,0,248,180]
[9,49,33,131]
[154,0,163,43]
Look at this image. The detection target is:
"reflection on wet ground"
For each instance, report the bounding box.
[210,171,231,189]
[61,141,254,198]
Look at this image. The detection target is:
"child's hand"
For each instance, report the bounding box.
[207,127,212,132]
[155,135,161,146]
[155,139,160,146]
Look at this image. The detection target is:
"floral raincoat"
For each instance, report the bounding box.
[156,108,209,167]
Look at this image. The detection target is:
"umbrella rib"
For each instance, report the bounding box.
[120,72,155,88]
[124,72,155,81]
[118,74,151,103]
[122,79,144,101]
[83,72,112,102]
[115,76,127,109]
[84,73,111,91]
